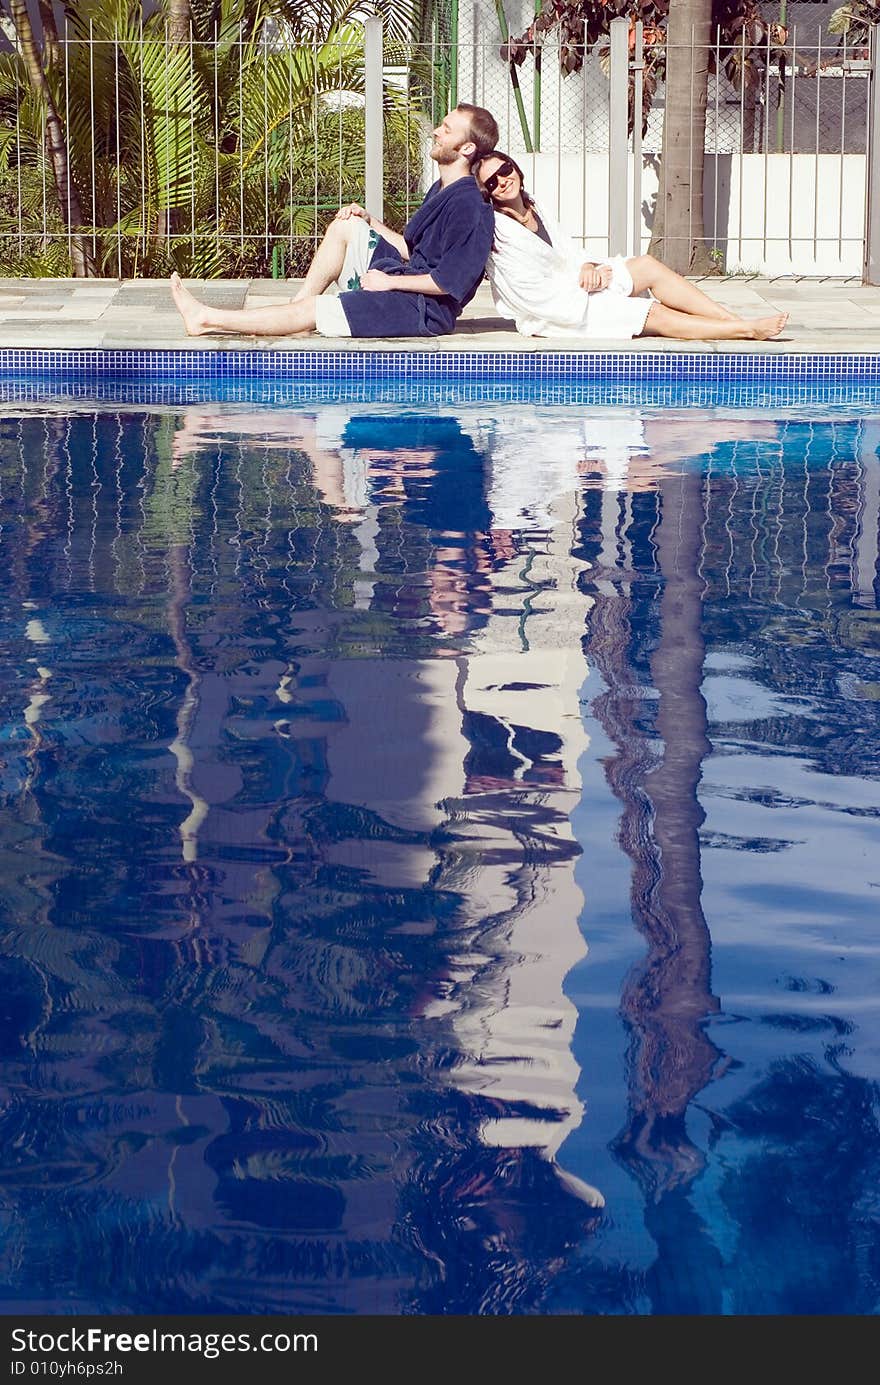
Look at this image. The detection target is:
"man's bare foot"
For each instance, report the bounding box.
[170,272,213,336]
[747,312,789,340]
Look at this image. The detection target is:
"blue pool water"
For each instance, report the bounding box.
[0,392,878,1315]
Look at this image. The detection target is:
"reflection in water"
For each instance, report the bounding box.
[575,412,880,1314]
[0,405,603,1314]
[0,402,878,1314]
[583,446,728,1314]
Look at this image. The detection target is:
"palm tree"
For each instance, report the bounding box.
[159,0,192,242]
[0,0,423,278]
[653,0,789,269]
[167,0,192,45]
[4,0,93,274]
[650,0,714,272]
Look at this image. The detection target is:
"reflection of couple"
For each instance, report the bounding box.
[167,404,604,1209]
[171,104,788,345]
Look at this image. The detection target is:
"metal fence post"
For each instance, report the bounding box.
[631,21,643,258]
[364,18,384,223]
[608,16,629,257]
[865,26,880,282]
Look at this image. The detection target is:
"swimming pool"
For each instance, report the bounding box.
[0,390,878,1315]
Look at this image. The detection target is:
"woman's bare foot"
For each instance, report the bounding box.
[746,312,789,340]
[170,272,214,336]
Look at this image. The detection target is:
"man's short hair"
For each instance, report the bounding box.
[456,103,500,162]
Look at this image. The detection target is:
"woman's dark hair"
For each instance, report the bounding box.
[473,150,535,207]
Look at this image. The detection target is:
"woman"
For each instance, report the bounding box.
[474,152,788,343]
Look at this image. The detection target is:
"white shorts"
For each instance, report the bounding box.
[313,218,381,338]
[581,257,653,339]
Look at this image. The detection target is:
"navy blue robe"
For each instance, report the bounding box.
[339,176,494,338]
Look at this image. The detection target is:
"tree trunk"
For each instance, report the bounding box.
[166,0,192,46]
[8,0,93,276]
[613,468,722,1200]
[157,0,192,247]
[649,0,716,274]
[37,0,59,65]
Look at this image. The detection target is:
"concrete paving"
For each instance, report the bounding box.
[2,274,880,354]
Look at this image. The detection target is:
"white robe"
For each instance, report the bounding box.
[485,200,649,339]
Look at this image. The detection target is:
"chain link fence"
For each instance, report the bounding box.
[0,9,874,278]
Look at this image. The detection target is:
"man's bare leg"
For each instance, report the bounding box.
[290,216,364,302]
[170,273,318,337]
[626,254,737,321]
[640,301,788,341]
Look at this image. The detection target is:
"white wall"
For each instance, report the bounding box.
[523,152,866,276]
[449,0,867,274]
[704,154,866,276]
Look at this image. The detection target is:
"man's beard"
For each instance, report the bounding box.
[432,141,465,165]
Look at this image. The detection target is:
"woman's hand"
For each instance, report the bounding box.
[579,261,613,293]
[335,203,370,223]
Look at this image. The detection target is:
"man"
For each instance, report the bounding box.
[170,103,499,339]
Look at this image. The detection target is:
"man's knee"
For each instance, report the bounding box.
[325,215,362,248]
[318,217,344,245]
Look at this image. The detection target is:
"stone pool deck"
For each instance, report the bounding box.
[2,275,880,355]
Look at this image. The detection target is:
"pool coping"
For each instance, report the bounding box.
[4,275,880,363]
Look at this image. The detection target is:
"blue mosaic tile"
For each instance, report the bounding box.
[2,347,880,407]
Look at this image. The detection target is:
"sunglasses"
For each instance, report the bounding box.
[482,160,517,196]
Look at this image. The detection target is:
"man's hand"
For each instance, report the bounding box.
[360,268,441,295]
[579,261,613,293]
[334,203,370,222]
[361,268,394,292]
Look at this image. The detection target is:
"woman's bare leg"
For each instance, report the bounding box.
[626,254,737,320]
[640,301,788,341]
[170,273,318,337]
